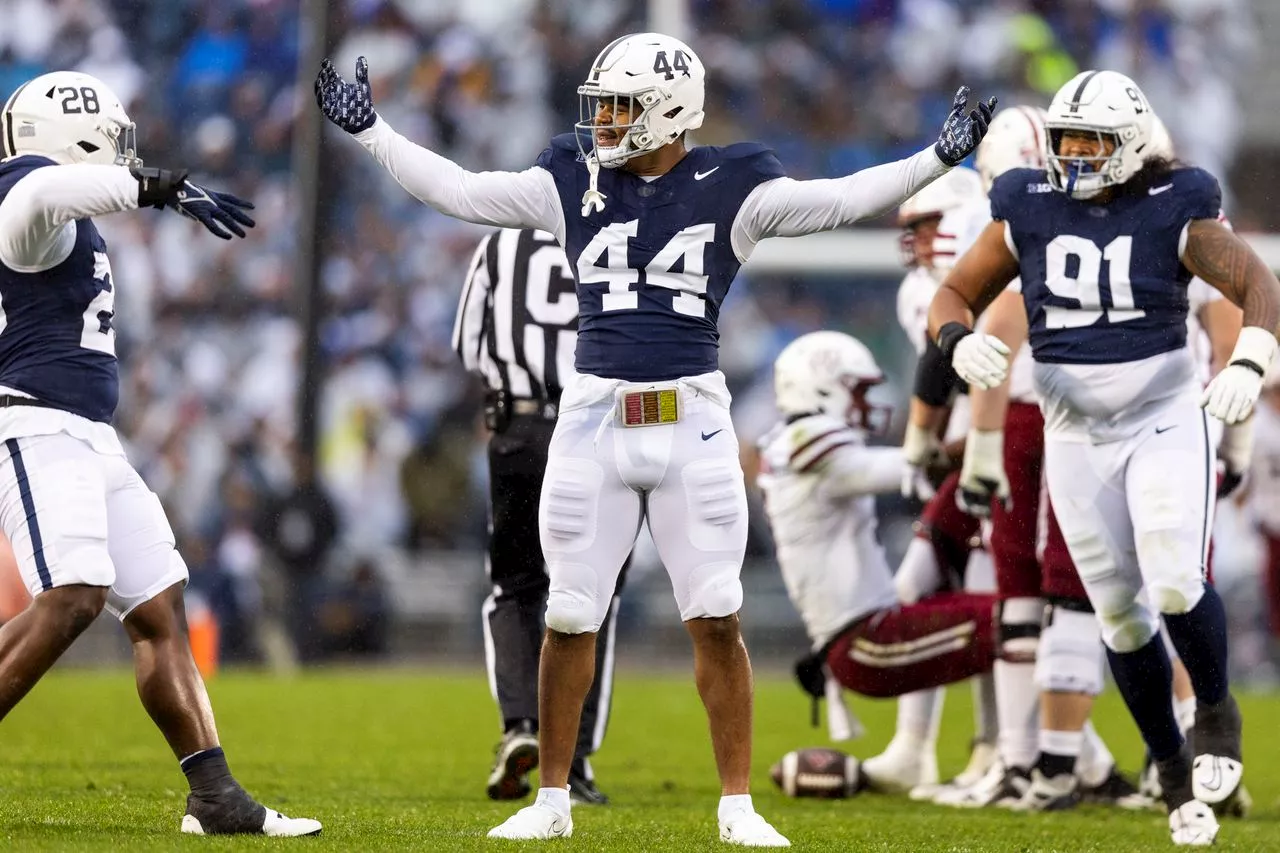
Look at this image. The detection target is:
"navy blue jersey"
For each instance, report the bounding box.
[536,134,785,381]
[0,156,117,421]
[990,166,1221,365]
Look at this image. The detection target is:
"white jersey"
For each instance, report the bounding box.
[1251,402,1280,535]
[1186,276,1224,387]
[756,413,904,650]
[939,200,1037,404]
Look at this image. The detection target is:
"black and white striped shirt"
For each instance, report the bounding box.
[452,228,578,400]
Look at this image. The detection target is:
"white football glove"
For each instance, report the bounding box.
[1201,327,1277,425]
[956,429,1010,518]
[952,333,1011,390]
[901,421,942,500]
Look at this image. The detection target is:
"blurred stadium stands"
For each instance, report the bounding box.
[2,0,1277,682]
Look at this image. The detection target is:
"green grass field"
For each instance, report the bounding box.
[0,667,1277,851]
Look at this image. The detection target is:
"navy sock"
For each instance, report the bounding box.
[1163,584,1229,706]
[1106,637,1183,761]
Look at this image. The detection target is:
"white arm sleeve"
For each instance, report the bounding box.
[731,146,949,261]
[452,234,492,374]
[821,445,908,499]
[0,164,139,272]
[353,119,565,243]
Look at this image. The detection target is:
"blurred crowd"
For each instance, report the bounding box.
[0,0,1271,670]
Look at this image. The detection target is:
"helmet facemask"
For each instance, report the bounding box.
[898,214,943,271]
[1046,126,1129,199]
[841,376,892,435]
[575,90,672,169]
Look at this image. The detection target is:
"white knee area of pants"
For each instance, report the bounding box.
[1034,608,1105,696]
[1097,599,1158,653]
[894,538,943,605]
[1146,576,1206,615]
[539,460,602,555]
[545,562,604,635]
[999,597,1045,661]
[679,561,743,621]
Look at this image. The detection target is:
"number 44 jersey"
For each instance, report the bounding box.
[990,165,1221,440]
[538,134,783,381]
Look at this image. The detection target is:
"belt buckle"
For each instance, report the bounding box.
[619,387,680,428]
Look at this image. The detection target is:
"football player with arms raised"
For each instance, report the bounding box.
[316,33,995,845]
[929,70,1279,845]
[0,72,319,836]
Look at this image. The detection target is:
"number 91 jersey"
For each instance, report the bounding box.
[537,134,784,381]
[990,166,1221,365]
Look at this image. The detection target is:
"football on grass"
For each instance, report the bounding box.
[770,747,862,799]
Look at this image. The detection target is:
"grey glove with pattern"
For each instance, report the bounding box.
[934,86,997,167]
[315,56,378,134]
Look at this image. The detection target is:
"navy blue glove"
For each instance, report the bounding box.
[934,87,998,167]
[173,181,255,240]
[131,167,255,240]
[315,56,378,134]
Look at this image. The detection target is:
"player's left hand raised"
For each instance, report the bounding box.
[934,87,998,167]
[315,57,378,135]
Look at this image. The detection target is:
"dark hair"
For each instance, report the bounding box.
[1114,155,1181,199]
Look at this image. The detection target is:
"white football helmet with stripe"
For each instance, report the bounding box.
[774,331,888,431]
[575,32,705,169]
[1045,69,1154,199]
[2,71,139,167]
[975,105,1048,191]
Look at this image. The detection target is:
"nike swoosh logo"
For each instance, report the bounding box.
[694,167,720,181]
[701,429,724,441]
[1203,759,1223,792]
[1155,425,1176,434]
[1149,184,1173,195]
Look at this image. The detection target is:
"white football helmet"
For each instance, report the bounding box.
[575,33,705,169]
[1045,70,1154,199]
[2,71,138,167]
[898,166,984,269]
[975,105,1048,191]
[774,331,889,431]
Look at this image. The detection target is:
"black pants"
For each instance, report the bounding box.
[483,414,628,763]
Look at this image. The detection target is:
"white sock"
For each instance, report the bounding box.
[972,673,999,744]
[1077,721,1115,788]
[1174,695,1197,735]
[535,787,571,817]
[994,660,1039,769]
[718,794,754,821]
[893,687,943,752]
[1038,729,1084,759]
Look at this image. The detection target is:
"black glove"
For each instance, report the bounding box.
[794,651,826,700]
[1218,467,1245,500]
[131,167,256,240]
[315,56,378,134]
[934,87,998,167]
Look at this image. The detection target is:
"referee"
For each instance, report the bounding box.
[453,227,626,806]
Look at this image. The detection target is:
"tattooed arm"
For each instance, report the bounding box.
[1183,218,1280,335]
[1184,218,1280,423]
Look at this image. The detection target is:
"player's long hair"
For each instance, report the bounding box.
[1114,155,1182,199]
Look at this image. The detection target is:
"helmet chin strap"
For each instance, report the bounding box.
[581,155,607,216]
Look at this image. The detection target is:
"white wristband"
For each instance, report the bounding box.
[1229,326,1278,375]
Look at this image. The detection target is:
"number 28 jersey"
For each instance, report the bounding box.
[0,156,117,422]
[537,134,784,381]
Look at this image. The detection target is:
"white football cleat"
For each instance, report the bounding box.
[1192,754,1244,807]
[719,812,790,847]
[488,803,572,840]
[933,760,1028,809]
[1169,800,1219,846]
[180,808,322,837]
[861,745,938,794]
[1008,770,1079,812]
[910,740,997,801]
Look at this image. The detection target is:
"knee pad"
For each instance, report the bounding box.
[998,596,1046,663]
[539,460,602,555]
[545,561,604,635]
[1095,598,1158,653]
[1147,577,1206,615]
[1034,602,1105,696]
[680,561,743,621]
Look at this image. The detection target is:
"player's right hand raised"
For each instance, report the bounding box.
[956,428,1010,518]
[315,57,378,134]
